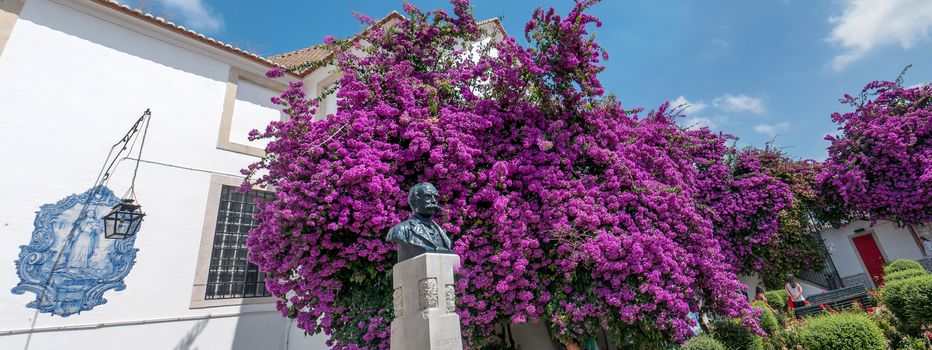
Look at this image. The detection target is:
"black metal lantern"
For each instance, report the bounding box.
[103,199,145,239]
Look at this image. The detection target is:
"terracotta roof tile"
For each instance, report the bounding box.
[267,45,331,72]
[268,12,406,76]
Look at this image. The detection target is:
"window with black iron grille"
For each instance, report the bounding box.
[205,185,274,299]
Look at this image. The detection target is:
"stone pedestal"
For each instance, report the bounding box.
[391,253,463,350]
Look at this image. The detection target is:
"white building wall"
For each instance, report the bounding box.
[734,273,832,300]
[510,322,561,350]
[737,274,761,300]
[229,79,283,149]
[303,64,341,121]
[0,0,326,348]
[822,220,925,287]
[798,281,826,298]
[0,2,704,349]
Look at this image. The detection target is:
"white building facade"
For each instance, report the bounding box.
[779,219,932,300]
[0,0,339,348]
[819,220,932,290]
[4,1,931,348]
[0,1,521,349]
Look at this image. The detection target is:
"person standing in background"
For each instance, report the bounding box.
[785,276,806,308]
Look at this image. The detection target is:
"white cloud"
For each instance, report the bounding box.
[754,122,790,136]
[671,96,726,130]
[827,0,932,71]
[156,0,224,33]
[671,95,708,115]
[712,94,766,114]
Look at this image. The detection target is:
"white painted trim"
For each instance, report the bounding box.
[216,67,287,157]
[314,69,342,120]
[0,308,278,335]
[0,0,25,58]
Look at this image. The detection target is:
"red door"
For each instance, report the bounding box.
[853,234,886,287]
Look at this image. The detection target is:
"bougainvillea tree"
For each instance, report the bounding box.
[245,1,765,348]
[819,73,932,226]
[736,147,835,288]
[686,133,793,275]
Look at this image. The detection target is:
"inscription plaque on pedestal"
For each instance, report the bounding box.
[386,183,463,350]
[390,253,463,350]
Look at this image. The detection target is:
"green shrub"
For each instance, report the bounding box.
[777,327,802,350]
[897,336,932,350]
[711,319,764,350]
[764,290,787,312]
[880,274,932,336]
[773,308,787,328]
[867,308,900,347]
[681,334,725,350]
[884,268,927,283]
[797,312,885,350]
[884,259,924,275]
[751,301,779,336]
[868,307,932,349]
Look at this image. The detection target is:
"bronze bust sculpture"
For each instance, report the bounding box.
[386,183,453,262]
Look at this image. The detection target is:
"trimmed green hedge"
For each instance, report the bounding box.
[880,274,932,335]
[883,259,924,275]
[884,268,927,283]
[764,290,787,313]
[681,334,725,350]
[751,301,779,336]
[797,312,885,350]
[711,319,763,350]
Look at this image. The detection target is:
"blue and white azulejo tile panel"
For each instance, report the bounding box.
[11,186,140,317]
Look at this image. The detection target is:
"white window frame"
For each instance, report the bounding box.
[314,72,342,121]
[216,68,287,157]
[0,0,26,59]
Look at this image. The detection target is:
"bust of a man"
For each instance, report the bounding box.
[386,182,453,262]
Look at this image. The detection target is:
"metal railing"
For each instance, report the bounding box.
[796,232,844,290]
[797,267,843,290]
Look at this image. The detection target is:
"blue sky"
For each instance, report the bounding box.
[125,0,932,160]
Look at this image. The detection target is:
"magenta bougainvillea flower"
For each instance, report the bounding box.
[819,76,932,226]
[242,1,784,348]
[740,148,836,287]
